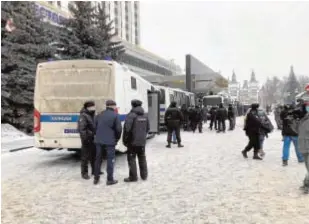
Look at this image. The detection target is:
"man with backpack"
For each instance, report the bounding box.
[123,100,149,182]
[280,104,304,166]
[257,108,274,157]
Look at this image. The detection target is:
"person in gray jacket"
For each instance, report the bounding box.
[298,102,309,194]
[123,100,150,182]
[93,100,122,186]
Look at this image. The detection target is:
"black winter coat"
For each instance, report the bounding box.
[94,108,122,146]
[228,107,235,119]
[280,110,299,136]
[216,107,228,121]
[164,106,183,128]
[244,109,263,136]
[77,108,95,143]
[123,106,150,147]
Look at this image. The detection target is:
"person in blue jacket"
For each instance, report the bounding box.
[93,100,122,186]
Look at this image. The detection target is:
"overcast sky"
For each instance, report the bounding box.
[140,1,309,83]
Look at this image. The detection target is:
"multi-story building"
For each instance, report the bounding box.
[248,70,259,104]
[239,80,250,105]
[35,1,181,77]
[228,71,240,102]
[229,70,259,105]
[36,1,140,45]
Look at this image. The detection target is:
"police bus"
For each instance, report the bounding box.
[34,60,160,152]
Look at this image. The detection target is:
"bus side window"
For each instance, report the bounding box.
[131,77,137,90]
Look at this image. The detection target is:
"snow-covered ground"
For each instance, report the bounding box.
[1,124,33,152]
[1,116,308,224]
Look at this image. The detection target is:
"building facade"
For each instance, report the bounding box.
[230,70,259,105]
[248,71,259,104]
[228,71,240,102]
[35,1,182,77]
[37,1,140,45]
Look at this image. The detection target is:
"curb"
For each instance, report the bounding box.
[1,138,34,153]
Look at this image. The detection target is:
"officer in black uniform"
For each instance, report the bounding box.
[165,101,184,148]
[77,101,97,180]
[123,100,150,182]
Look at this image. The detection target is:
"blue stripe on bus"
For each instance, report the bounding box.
[40,114,127,123]
[160,108,166,112]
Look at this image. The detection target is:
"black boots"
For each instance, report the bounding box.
[82,174,90,180]
[124,177,138,183]
[167,142,183,148]
[241,150,262,160]
[106,180,118,186]
[94,177,118,186]
[241,150,248,159]
[93,177,100,185]
[282,160,288,166]
[253,155,263,160]
[299,185,309,194]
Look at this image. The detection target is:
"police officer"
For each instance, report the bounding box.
[217,103,228,133]
[195,105,203,133]
[93,100,122,186]
[77,101,96,180]
[123,100,149,182]
[165,101,184,148]
[209,106,217,130]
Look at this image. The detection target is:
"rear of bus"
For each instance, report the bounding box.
[34,60,114,150]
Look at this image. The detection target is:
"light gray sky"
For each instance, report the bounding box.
[140,1,309,83]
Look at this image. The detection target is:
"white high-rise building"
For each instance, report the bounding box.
[102,1,140,45]
[36,1,140,46]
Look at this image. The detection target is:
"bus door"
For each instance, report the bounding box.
[147,91,160,133]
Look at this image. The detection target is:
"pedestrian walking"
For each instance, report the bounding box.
[93,100,122,185]
[257,108,274,157]
[123,100,149,182]
[280,104,304,166]
[164,101,184,148]
[77,101,97,180]
[242,103,264,160]
[298,102,309,194]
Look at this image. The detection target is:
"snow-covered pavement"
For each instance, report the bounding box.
[2,117,308,224]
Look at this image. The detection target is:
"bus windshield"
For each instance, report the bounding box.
[203,96,222,106]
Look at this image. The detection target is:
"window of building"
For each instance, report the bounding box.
[57,1,61,7]
[48,1,53,5]
[131,77,137,90]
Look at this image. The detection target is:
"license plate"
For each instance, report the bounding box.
[64,129,79,134]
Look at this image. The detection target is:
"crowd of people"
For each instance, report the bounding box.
[77,99,149,186]
[241,100,309,194]
[76,98,309,194]
[164,102,237,148]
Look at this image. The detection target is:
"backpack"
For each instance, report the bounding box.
[285,114,299,135]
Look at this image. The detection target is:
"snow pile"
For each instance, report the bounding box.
[1,124,32,143]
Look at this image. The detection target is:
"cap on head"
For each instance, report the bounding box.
[170,101,177,107]
[106,100,116,107]
[251,103,259,110]
[131,99,142,107]
[84,101,95,108]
